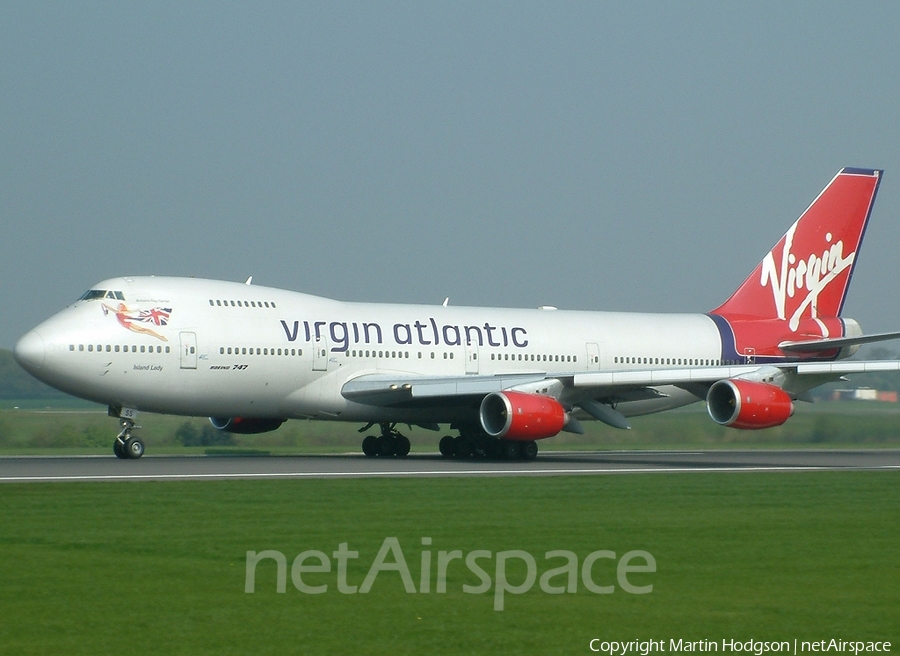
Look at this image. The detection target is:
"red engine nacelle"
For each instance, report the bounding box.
[707,379,794,430]
[209,417,286,434]
[480,391,566,441]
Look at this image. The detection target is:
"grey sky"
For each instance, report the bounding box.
[3,2,900,349]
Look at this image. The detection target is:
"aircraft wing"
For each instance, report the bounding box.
[573,360,900,402]
[343,360,900,408]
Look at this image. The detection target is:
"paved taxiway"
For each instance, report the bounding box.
[2,450,899,483]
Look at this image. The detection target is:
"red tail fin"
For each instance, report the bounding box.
[713,168,882,327]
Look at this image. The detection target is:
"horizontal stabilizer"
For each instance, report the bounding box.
[779,330,900,353]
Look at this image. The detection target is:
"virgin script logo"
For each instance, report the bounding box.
[759,224,855,333]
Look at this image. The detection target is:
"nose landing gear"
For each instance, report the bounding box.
[110,407,144,459]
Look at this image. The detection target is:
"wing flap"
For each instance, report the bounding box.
[341,372,548,406]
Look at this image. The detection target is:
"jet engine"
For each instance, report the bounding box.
[707,379,794,430]
[480,391,566,440]
[209,417,286,434]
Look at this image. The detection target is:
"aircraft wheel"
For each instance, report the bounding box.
[124,436,145,459]
[501,439,520,461]
[395,435,411,457]
[376,435,394,457]
[362,435,378,457]
[520,440,538,461]
[454,436,472,459]
[113,439,125,459]
[438,435,455,457]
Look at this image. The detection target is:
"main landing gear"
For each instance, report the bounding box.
[361,423,411,458]
[438,429,538,461]
[110,407,145,459]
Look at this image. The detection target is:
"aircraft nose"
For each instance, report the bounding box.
[14,330,46,372]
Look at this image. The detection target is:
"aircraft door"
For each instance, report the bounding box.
[313,333,329,371]
[180,332,198,369]
[465,339,479,374]
[585,342,601,371]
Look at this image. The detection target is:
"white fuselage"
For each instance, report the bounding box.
[17,276,730,424]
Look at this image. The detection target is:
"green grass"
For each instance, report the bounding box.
[0,472,897,654]
[3,399,900,455]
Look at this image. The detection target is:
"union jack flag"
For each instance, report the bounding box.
[137,307,172,326]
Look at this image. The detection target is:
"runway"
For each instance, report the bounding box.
[2,449,900,483]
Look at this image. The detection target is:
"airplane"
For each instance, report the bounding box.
[14,167,900,460]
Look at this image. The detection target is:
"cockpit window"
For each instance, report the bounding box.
[78,290,125,301]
